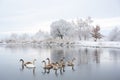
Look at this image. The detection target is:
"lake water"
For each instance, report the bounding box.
[0,46,120,80]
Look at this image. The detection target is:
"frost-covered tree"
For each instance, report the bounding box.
[75,18,84,40]
[91,25,103,41]
[10,33,18,42]
[109,27,120,41]
[74,17,93,40]
[32,30,50,41]
[50,19,74,39]
[19,33,30,42]
[5,33,18,43]
[83,17,93,40]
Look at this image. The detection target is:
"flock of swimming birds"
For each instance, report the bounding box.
[19,57,76,74]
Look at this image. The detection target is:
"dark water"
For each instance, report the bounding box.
[0,46,120,80]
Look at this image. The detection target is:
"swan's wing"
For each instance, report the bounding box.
[25,62,32,64]
[26,64,35,68]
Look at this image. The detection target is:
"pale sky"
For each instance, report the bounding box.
[0,0,120,38]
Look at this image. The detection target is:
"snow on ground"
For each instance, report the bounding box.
[0,39,120,48]
[75,41,120,48]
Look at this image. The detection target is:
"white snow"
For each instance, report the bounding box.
[75,41,120,48]
[0,18,120,48]
[1,38,120,48]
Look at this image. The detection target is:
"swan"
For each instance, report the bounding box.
[42,60,53,70]
[46,58,51,64]
[67,58,76,70]
[59,57,66,72]
[52,62,60,74]
[46,58,53,67]
[20,59,36,68]
[67,58,75,66]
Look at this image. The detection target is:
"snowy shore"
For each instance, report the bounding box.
[0,39,120,48]
[75,41,120,48]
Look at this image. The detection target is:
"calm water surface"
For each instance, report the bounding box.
[0,46,120,80]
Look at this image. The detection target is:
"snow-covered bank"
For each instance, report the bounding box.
[0,39,120,48]
[75,41,120,48]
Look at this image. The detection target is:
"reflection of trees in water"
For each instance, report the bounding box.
[51,49,65,62]
[93,48,101,63]
[109,49,120,62]
[79,48,102,64]
[5,46,32,54]
[64,48,78,60]
[50,48,79,64]
[50,47,102,65]
[79,48,89,64]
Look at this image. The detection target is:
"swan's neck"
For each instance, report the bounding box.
[21,60,24,65]
[43,61,46,67]
[72,59,75,62]
[33,60,36,65]
[60,60,64,63]
[48,60,50,65]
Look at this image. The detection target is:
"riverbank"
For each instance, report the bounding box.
[0,39,120,48]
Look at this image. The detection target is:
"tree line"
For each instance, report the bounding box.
[50,17,103,41]
[1,17,105,43]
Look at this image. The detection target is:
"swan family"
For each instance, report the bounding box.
[19,57,76,74]
[42,57,76,74]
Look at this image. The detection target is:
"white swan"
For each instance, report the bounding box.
[20,59,36,68]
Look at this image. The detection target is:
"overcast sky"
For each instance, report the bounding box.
[0,0,120,38]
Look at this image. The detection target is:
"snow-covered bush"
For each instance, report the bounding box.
[32,30,50,42]
[108,27,120,41]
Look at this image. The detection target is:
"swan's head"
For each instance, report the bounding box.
[60,59,63,61]
[56,62,58,63]
[72,58,76,61]
[20,59,24,62]
[60,57,65,61]
[62,57,65,59]
[51,62,57,65]
[46,58,50,60]
[55,62,59,66]
[42,60,46,63]
[34,59,37,61]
